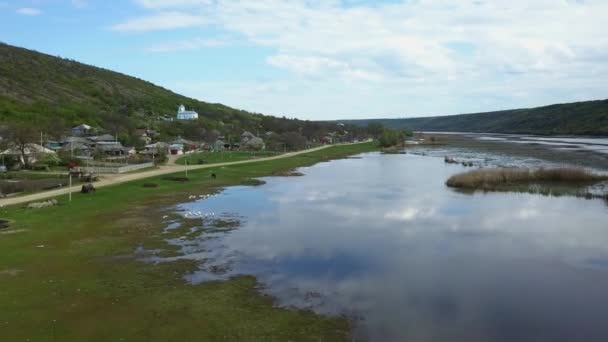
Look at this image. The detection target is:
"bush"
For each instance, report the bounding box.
[32,164,50,171]
[154,150,168,166]
[446,167,608,189]
[162,176,189,182]
[38,153,60,166]
[378,128,405,147]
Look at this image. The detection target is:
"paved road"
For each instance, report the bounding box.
[0,144,335,207]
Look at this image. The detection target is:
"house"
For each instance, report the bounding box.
[62,136,90,145]
[320,136,333,144]
[88,134,116,143]
[72,124,92,137]
[142,142,170,156]
[45,141,62,151]
[135,129,158,145]
[1,143,56,165]
[169,144,184,155]
[95,142,130,156]
[176,104,199,120]
[171,138,197,151]
[59,142,91,157]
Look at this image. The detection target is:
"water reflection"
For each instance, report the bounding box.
[164,153,608,341]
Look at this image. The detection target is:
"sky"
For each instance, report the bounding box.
[1,0,607,120]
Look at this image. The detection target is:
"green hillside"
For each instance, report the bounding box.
[0,43,350,142]
[344,100,608,136]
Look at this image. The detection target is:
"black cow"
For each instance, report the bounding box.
[81,183,96,194]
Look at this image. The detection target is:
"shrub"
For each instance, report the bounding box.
[32,164,50,171]
[446,167,608,189]
[38,153,60,166]
[162,176,189,182]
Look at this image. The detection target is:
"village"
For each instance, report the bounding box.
[0,105,358,197]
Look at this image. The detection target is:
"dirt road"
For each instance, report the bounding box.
[0,145,334,207]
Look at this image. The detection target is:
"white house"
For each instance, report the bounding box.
[176,104,199,120]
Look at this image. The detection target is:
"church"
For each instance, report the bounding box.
[176,104,199,120]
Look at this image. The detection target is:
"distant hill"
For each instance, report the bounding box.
[343,100,608,136]
[0,43,349,142]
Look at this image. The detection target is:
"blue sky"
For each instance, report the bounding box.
[1,0,607,120]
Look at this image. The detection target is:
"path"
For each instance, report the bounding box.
[0,144,338,207]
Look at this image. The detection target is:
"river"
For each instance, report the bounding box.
[154,151,608,341]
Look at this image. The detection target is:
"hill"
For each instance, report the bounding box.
[0,43,350,143]
[343,100,608,136]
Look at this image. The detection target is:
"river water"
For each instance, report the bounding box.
[160,152,608,341]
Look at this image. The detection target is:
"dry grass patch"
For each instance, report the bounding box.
[446,167,608,189]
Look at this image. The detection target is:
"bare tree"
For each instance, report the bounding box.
[5,123,38,168]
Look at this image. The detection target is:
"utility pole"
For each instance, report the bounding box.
[185,156,188,178]
[69,173,72,203]
[40,131,44,161]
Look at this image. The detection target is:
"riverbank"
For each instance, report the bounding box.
[417,133,608,171]
[0,142,377,341]
[0,144,335,207]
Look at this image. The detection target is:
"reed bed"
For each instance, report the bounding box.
[446,167,608,189]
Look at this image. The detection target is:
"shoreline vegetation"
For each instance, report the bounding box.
[446,167,608,198]
[0,142,377,341]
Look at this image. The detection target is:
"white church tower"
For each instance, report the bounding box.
[176,104,199,120]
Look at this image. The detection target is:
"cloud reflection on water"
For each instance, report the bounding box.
[164,153,608,341]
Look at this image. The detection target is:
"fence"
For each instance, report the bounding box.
[78,162,154,174]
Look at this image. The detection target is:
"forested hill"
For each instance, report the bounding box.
[0,43,254,126]
[344,100,608,136]
[0,43,348,141]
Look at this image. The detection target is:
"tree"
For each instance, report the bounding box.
[378,128,405,148]
[204,130,220,144]
[5,123,39,168]
[243,137,265,151]
[367,122,385,139]
[281,132,307,151]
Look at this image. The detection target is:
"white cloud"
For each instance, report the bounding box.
[146,37,229,52]
[71,0,88,8]
[111,11,207,32]
[16,7,41,16]
[136,0,212,9]
[114,0,608,118]
[268,54,384,82]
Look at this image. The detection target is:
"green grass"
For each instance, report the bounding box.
[0,142,377,341]
[175,151,280,165]
[0,171,68,180]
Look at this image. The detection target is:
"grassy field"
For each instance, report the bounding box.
[0,142,377,341]
[175,151,280,165]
